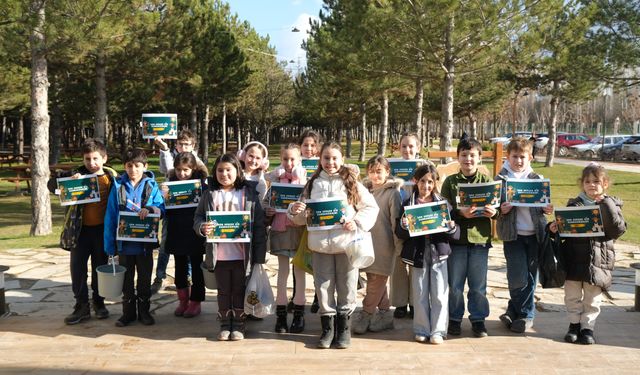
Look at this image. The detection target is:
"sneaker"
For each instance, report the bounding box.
[64,302,91,325]
[471,321,488,338]
[579,329,595,345]
[150,277,164,295]
[430,334,444,345]
[394,305,408,319]
[369,309,394,332]
[510,318,533,334]
[92,300,109,320]
[352,310,372,335]
[564,323,581,343]
[448,320,462,336]
[414,334,427,343]
[499,313,513,329]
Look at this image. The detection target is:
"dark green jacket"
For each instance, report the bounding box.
[441,170,494,246]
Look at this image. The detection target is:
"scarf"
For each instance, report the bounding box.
[501,159,533,180]
[578,191,597,205]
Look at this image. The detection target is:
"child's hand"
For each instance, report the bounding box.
[154,137,169,151]
[401,216,408,229]
[139,208,150,219]
[459,207,475,219]
[201,222,214,236]
[160,184,169,199]
[500,202,513,215]
[71,173,81,179]
[265,207,276,217]
[343,220,357,232]
[543,204,554,215]
[483,205,497,218]
[549,222,558,233]
[448,220,457,230]
[290,201,306,215]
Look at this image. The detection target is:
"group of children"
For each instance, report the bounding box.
[52,130,626,348]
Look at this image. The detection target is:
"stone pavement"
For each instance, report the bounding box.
[1,243,640,374]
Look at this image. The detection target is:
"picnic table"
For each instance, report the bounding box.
[1,164,75,193]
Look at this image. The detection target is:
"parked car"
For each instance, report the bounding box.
[489,132,532,144]
[600,137,632,161]
[533,132,568,154]
[556,133,591,156]
[621,135,640,161]
[571,135,631,159]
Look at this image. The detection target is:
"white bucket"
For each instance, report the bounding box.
[96,264,126,300]
[346,231,375,269]
[201,263,217,290]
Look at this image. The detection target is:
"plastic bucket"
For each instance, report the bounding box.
[346,232,375,269]
[201,263,217,290]
[96,264,126,300]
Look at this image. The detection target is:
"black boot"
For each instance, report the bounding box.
[275,305,289,333]
[137,297,155,326]
[115,298,137,327]
[64,301,91,325]
[310,294,320,314]
[335,313,351,349]
[92,299,109,320]
[290,304,305,333]
[564,323,581,343]
[317,315,334,349]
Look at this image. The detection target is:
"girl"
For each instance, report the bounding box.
[265,143,308,333]
[238,141,269,202]
[288,142,379,349]
[395,164,458,345]
[161,153,208,319]
[352,156,404,335]
[193,153,267,341]
[549,163,626,345]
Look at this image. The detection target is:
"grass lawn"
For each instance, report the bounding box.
[1,145,637,250]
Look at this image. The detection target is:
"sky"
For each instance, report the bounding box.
[226,0,323,70]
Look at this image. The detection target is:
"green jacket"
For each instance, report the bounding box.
[441,170,494,246]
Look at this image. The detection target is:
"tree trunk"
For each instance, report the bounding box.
[29,0,52,236]
[200,104,210,164]
[359,102,367,162]
[337,122,343,143]
[346,124,352,158]
[1,117,6,149]
[235,110,241,151]
[511,93,518,135]
[50,104,62,165]
[413,78,424,136]
[469,112,477,139]
[545,83,560,167]
[440,16,455,158]
[378,90,389,156]
[190,97,198,135]
[221,100,227,154]
[15,115,24,161]
[94,49,107,143]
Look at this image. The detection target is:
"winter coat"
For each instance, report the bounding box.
[104,171,165,256]
[395,192,460,268]
[494,168,547,243]
[361,177,404,276]
[288,170,379,254]
[555,195,626,290]
[158,148,203,177]
[48,165,118,251]
[441,170,496,246]
[193,179,267,276]
[164,164,209,256]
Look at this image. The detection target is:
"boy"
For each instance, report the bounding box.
[104,148,165,327]
[48,139,117,325]
[440,138,496,337]
[495,138,553,333]
[152,130,202,293]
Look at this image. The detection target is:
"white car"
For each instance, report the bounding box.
[571,135,631,159]
[489,132,532,144]
[621,135,640,161]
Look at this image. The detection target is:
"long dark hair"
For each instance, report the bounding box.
[209,153,245,190]
[412,164,440,196]
[304,141,360,206]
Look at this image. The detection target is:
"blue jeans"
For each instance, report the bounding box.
[447,244,490,323]
[503,235,538,320]
[412,258,449,338]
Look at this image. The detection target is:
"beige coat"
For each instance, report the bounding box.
[362,177,404,276]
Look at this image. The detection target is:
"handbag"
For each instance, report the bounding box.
[244,263,275,318]
[291,227,313,274]
[345,228,375,269]
[538,228,566,288]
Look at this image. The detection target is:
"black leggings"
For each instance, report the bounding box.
[175,253,205,301]
[214,260,245,312]
[120,252,153,301]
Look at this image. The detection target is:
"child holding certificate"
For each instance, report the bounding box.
[194,153,267,341]
[395,164,458,345]
[161,153,209,318]
[265,143,308,333]
[238,141,269,202]
[548,163,626,345]
[288,142,379,349]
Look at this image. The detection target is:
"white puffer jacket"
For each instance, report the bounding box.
[288,171,379,254]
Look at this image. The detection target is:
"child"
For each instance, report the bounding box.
[153,129,202,294]
[549,163,626,344]
[395,164,458,344]
[237,141,269,202]
[161,153,209,318]
[104,148,165,327]
[288,142,379,349]
[440,138,497,337]
[495,138,553,333]
[47,139,117,325]
[352,155,404,334]
[264,143,308,333]
[193,153,267,341]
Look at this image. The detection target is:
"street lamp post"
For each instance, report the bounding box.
[601,88,612,161]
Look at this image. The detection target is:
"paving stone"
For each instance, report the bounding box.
[30,278,71,290]
[5,290,49,303]
[3,279,21,290]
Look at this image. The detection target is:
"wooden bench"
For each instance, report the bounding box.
[2,176,31,193]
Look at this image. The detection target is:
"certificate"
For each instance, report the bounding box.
[116,212,161,243]
[56,174,101,206]
[403,201,451,237]
[206,211,251,243]
[305,197,348,231]
[269,183,305,213]
[457,181,502,209]
[163,179,202,209]
[141,113,178,139]
[388,158,425,185]
[505,178,551,207]
[555,206,605,238]
[301,158,319,178]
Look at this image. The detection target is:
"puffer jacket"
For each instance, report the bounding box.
[361,177,404,276]
[288,170,379,254]
[556,195,626,290]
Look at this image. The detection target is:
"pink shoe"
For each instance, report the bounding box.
[183,301,201,318]
[174,288,190,317]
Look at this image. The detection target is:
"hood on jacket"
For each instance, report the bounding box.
[568,195,623,208]
[362,176,404,192]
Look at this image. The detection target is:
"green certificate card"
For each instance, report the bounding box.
[404,201,451,237]
[206,211,251,243]
[301,158,319,178]
[457,181,502,209]
[555,206,605,238]
[505,178,551,207]
[116,212,161,243]
[388,158,424,185]
[305,197,348,231]
[163,179,202,209]
[56,174,100,206]
[141,113,178,139]
[269,183,305,213]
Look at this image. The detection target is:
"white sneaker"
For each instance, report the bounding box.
[414,334,427,343]
[430,334,444,345]
[217,329,231,341]
[369,309,394,332]
[352,310,372,335]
